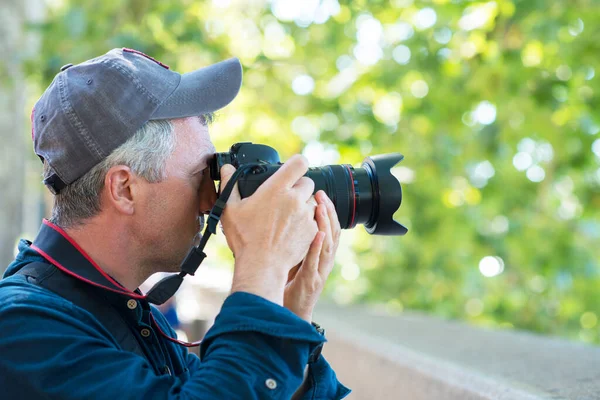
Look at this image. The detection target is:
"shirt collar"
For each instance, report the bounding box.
[31,219,147,302]
[30,220,199,349]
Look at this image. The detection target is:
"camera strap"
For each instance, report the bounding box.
[145,164,257,306]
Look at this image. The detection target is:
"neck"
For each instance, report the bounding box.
[64,219,146,291]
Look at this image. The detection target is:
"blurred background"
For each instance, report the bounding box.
[1,0,599,346]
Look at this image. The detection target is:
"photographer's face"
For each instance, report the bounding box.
[139,116,217,272]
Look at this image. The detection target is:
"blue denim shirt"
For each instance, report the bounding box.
[0,222,350,399]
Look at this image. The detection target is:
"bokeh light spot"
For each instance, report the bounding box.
[479,256,505,277]
[413,8,437,30]
[513,152,533,171]
[472,101,497,125]
[292,74,315,95]
[433,27,452,44]
[410,80,429,98]
[392,45,411,65]
[526,165,546,182]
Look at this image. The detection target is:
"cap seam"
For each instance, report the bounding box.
[57,73,105,181]
[59,72,105,158]
[34,80,59,177]
[156,72,182,109]
[101,58,162,106]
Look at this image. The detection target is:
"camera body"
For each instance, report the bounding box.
[210,142,282,197]
[210,142,408,236]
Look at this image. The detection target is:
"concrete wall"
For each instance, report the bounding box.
[314,302,600,400]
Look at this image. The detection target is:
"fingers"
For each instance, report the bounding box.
[315,191,340,276]
[315,202,333,273]
[263,154,310,191]
[293,176,315,202]
[302,231,325,274]
[219,164,241,202]
[318,190,341,249]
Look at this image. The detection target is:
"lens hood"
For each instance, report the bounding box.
[363,154,408,236]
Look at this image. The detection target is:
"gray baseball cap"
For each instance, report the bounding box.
[32,48,242,194]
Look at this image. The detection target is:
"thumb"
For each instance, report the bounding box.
[219,164,242,203]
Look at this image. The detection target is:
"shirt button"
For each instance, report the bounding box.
[140,328,151,338]
[127,299,138,310]
[265,378,277,390]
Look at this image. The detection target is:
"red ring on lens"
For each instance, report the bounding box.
[344,165,356,228]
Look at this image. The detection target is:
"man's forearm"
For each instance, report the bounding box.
[230,256,286,306]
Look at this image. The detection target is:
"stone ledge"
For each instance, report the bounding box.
[314,303,600,400]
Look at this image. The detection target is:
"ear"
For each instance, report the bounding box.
[104,165,138,215]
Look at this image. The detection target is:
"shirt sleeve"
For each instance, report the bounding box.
[195,292,351,399]
[0,282,349,400]
[302,355,352,399]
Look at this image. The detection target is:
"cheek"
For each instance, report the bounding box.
[146,180,201,226]
[146,193,170,226]
[145,185,181,218]
[180,185,202,218]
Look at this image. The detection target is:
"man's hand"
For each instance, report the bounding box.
[219,155,319,306]
[284,190,341,322]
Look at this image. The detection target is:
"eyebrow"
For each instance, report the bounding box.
[197,115,214,126]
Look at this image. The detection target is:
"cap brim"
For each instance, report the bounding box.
[150,57,242,120]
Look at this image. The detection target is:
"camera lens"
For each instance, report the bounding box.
[307,154,407,236]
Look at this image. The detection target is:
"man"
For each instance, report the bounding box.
[0,48,350,399]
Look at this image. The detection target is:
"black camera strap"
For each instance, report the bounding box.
[145,164,257,305]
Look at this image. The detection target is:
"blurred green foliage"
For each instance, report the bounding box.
[27,0,600,343]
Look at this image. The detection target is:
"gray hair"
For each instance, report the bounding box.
[45,115,213,228]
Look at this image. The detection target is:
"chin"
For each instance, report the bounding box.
[169,242,196,273]
[156,250,187,274]
[155,233,198,274]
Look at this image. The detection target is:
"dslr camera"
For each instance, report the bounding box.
[210,142,407,236]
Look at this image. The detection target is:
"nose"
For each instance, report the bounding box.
[199,173,218,215]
